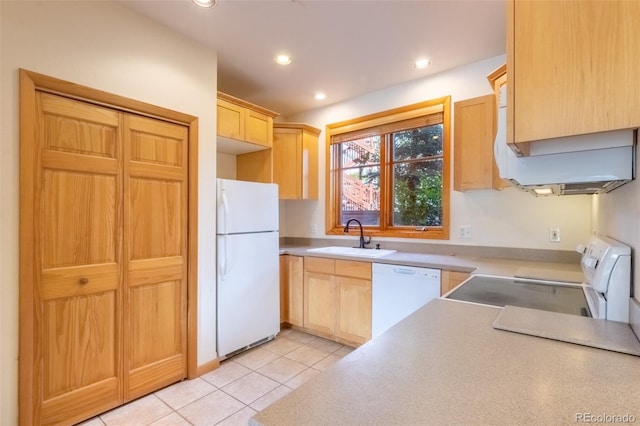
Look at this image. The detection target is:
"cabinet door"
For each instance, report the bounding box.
[287,256,304,327]
[509,0,640,144]
[217,99,245,141]
[280,256,289,323]
[123,115,188,401]
[301,129,319,199]
[237,149,272,183]
[273,124,320,200]
[454,94,502,191]
[34,93,124,424]
[303,271,336,335]
[336,277,372,345]
[245,109,273,147]
[273,128,302,199]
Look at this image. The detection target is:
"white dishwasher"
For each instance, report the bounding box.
[372,263,441,338]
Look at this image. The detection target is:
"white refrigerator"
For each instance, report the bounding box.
[216,178,280,358]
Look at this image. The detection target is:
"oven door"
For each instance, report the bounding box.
[443,274,592,317]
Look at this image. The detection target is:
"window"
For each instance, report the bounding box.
[326,97,450,239]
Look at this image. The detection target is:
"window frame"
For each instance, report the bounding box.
[325,96,451,240]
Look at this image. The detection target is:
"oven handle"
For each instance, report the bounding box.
[583,285,605,319]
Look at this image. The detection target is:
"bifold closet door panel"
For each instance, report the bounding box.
[35,92,124,424]
[123,114,188,401]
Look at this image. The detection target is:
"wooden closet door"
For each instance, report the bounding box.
[35,92,123,425]
[123,114,188,401]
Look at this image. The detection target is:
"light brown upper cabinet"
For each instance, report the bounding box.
[453,94,506,191]
[19,70,197,426]
[486,64,507,102]
[217,91,278,150]
[273,123,321,199]
[507,0,640,154]
[236,149,273,184]
[217,91,278,184]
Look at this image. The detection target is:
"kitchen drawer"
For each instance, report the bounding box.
[304,257,335,274]
[335,260,371,280]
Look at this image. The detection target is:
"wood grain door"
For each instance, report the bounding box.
[303,271,336,336]
[509,0,640,144]
[34,92,124,425]
[453,95,496,191]
[287,256,304,327]
[273,128,301,199]
[21,70,196,425]
[336,276,372,345]
[123,114,188,401]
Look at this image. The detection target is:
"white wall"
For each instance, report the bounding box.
[283,55,592,250]
[592,144,640,301]
[0,2,218,424]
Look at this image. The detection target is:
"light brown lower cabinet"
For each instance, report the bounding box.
[284,257,471,345]
[440,270,471,295]
[280,255,304,326]
[335,276,372,344]
[302,257,372,346]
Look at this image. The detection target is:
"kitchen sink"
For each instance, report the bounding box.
[306,246,397,258]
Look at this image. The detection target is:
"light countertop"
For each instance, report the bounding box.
[280,245,585,283]
[250,299,640,425]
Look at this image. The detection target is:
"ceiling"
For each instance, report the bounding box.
[121,0,506,118]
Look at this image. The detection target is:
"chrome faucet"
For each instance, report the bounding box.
[343,218,371,249]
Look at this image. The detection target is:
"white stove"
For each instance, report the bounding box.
[445,234,632,323]
[580,234,631,322]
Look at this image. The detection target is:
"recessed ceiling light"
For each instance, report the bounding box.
[314,92,326,101]
[192,0,216,8]
[413,58,432,70]
[274,55,293,65]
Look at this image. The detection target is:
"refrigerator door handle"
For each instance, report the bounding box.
[220,189,229,235]
[219,235,229,280]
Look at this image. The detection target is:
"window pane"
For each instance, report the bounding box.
[340,137,380,168]
[393,159,442,227]
[341,166,380,226]
[393,124,442,161]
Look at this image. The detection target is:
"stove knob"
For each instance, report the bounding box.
[583,256,598,269]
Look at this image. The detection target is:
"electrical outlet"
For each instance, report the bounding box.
[549,228,560,242]
[458,226,472,239]
[310,224,318,235]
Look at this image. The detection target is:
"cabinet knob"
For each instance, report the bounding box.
[79,277,89,285]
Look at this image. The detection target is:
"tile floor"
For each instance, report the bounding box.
[80,328,354,426]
